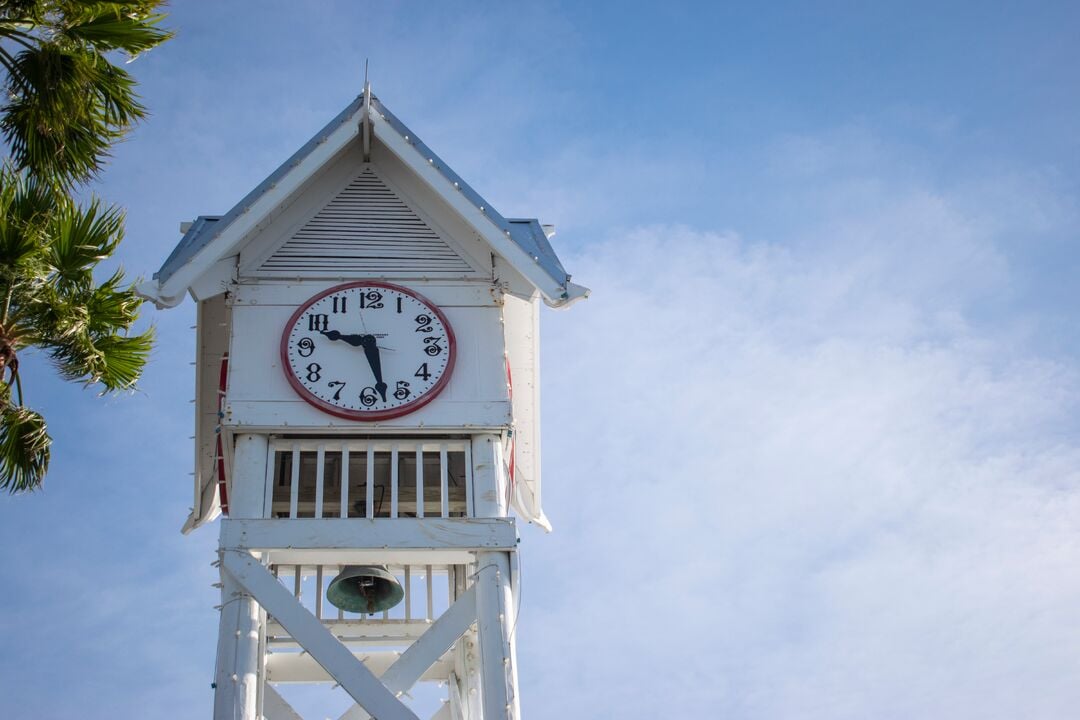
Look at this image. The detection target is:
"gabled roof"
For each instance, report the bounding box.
[140,92,588,308]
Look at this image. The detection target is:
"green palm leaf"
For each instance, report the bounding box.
[0,404,51,493]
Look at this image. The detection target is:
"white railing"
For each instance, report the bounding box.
[266,562,471,645]
[265,438,473,520]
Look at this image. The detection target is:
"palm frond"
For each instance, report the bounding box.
[0,404,51,493]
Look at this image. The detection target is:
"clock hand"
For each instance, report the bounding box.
[358,334,388,402]
[318,329,367,347]
[318,330,388,401]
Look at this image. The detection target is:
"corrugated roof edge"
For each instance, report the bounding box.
[371,97,571,288]
[153,95,366,283]
[151,92,578,300]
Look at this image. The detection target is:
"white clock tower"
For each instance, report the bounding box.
[139,87,587,720]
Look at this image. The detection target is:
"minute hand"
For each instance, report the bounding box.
[319,330,388,402]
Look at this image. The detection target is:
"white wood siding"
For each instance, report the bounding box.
[223,281,511,431]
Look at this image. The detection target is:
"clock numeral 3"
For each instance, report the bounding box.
[415,314,433,333]
[414,363,431,381]
[359,290,384,309]
[306,363,322,382]
[327,380,346,401]
[359,386,379,407]
[308,314,329,332]
[296,337,316,357]
[423,336,443,356]
[393,381,411,400]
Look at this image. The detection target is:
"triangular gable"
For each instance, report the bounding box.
[254,167,482,277]
[138,92,589,308]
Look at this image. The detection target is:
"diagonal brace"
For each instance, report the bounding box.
[222,550,418,720]
[337,587,478,720]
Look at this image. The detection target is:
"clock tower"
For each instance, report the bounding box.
[139,87,587,720]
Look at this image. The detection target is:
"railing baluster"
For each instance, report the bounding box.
[340,446,350,518]
[293,565,302,601]
[440,444,449,518]
[416,446,425,519]
[426,564,434,620]
[315,565,323,620]
[404,566,412,621]
[289,443,300,518]
[366,444,375,519]
[463,441,473,518]
[314,444,325,518]
[391,444,399,518]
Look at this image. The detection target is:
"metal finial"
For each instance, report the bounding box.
[361,59,372,162]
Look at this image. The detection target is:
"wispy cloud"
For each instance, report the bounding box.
[521,145,1080,717]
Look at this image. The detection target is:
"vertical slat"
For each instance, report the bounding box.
[340,447,350,518]
[289,444,300,519]
[366,445,375,519]
[426,564,434,620]
[416,446,425,519]
[440,444,449,518]
[293,565,302,601]
[314,444,325,519]
[463,441,473,518]
[315,565,324,620]
[262,441,276,519]
[390,444,399,518]
[447,563,454,604]
[404,566,412,621]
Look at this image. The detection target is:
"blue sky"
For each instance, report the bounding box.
[2,1,1080,718]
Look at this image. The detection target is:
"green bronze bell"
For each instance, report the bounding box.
[326,565,404,614]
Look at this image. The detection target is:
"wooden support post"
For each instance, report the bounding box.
[470,434,520,719]
[214,433,269,720]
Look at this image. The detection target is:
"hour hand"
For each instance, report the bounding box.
[319,329,368,347]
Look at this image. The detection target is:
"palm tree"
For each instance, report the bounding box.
[1,0,172,185]
[0,1,170,491]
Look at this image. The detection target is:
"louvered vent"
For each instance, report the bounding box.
[259,168,477,275]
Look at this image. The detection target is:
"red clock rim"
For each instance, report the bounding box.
[279,280,457,421]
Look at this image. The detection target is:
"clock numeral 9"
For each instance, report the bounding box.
[306,363,322,382]
[414,363,431,381]
[423,336,443,356]
[393,381,411,400]
[296,337,316,357]
[359,386,379,407]
[415,314,433,333]
[359,290,383,309]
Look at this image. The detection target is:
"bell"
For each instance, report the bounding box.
[326,565,404,614]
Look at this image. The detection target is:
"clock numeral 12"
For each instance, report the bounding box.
[414,363,431,381]
[359,290,383,309]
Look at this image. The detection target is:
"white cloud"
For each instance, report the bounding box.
[521,187,1080,717]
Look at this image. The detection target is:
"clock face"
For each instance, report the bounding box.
[280,281,456,420]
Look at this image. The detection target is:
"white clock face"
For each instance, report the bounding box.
[280,282,455,420]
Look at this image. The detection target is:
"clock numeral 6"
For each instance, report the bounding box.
[296,337,316,357]
[306,363,322,382]
[393,381,411,400]
[359,386,379,407]
[415,314,433,333]
[414,363,431,381]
